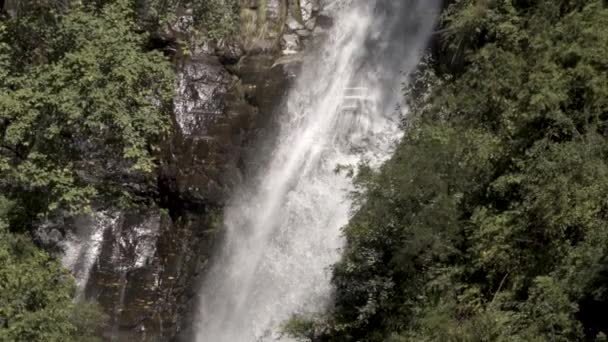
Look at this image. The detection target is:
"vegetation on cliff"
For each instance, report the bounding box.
[0,0,174,228]
[288,0,608,341]
[0,198,106,341]
[0,0,176,338]
[139,0,240,43]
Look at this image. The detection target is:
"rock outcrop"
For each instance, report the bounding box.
[61,1,328,341]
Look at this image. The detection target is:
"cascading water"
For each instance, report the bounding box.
[61,211,118,297]
[195,0,439,341]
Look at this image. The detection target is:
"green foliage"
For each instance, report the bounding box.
[1,0,172,339]
[192,0,239,41]
[68,301,108,342]
[0,0,174,225]
[0,222,106,341]
[291,0,608,341]
[283,315,319,342]
[136,0,239,42]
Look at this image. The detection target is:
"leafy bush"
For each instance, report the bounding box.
[0,1,172,339]
[138,0,239,41]
[0,0,174,226]
[0,217,106,341]
[291,0,608,341]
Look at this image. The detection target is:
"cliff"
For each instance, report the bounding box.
[58,1,329,341]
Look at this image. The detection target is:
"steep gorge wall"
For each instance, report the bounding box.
[66,1,328,341]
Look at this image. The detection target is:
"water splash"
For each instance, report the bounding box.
[61,211,118,298]
[195,0,439,341]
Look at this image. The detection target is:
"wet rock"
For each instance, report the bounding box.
[313,24,329,37]
[61,212,118,296]
[77,53,292,340]
[282,33,300,54]
[85,210,162,340]
[163,54,257,204]
[272,53,305,69]
[62,1,307,341]
[265,0,284,23]
[315,14,334,29]
[233,54,295,177]
[216,39,244,65]
[286,14,305,31]
[296,29,311,38]
[84,207,220,342]
[299,0,317,21]
[171,8,194,35]
[174,56,231,137]
[236,54,291,120]
[305,17,316,30]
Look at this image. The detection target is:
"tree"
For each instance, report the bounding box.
[0,0,174,228]
[0,197,106,341]
[0,0,172,339]
[289,0,608,341]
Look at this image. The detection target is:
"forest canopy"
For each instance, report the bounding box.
[287,0,608,341]
[0,0,176,339]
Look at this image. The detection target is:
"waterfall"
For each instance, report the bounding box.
[195,0,440,341]
[61,211,118,297]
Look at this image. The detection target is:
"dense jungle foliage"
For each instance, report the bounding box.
[135,0,240,42]
[2,0,607,340]
[0,199,106,341]
[288,0,608,341]
[0,0,235,339]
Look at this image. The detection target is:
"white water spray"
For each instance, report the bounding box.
[61,211,118,297]
[195,1,439,341]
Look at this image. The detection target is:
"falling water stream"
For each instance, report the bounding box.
[195,0,439,341]
[61,211,118,298]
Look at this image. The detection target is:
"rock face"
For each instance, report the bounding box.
[64,1,326,341]
[167,54,256,204]
[83,207,219,341]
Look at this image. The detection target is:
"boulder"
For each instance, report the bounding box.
[282,33,300,54]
